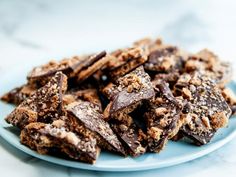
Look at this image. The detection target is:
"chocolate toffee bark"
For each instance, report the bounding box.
[20,121,100,164]
[27,57,80,87]
[107,47,148,80]
[106,103,147,157]
[27,51,107,86]
[185,49,232,87]
[102,82,118,101]
[76,51,111,83]
[144,80,185,152]
[144,45,185,74]
[103,116,146,154]
[103,66,155,118]
[71,51,106,78]
[133,37,155,48]
[65,88,102,110]
[66,101,126,155]
[1,84,35,105]
[174,72,232,145]
[1,36,235,163]
[5,72,68,129]
[109,114,147,157]
[102,66,153,156]
[154,72,180,89]
[221,87,236,116]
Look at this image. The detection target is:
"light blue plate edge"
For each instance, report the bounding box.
[1,124,236,172]
[0,69,236,171]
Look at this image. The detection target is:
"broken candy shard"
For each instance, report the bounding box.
[64,88,102,111]
[175,72,232,145]
[76,51,110,83]
[66,101,126,156]
[0,84,35,105]
[110,117,147,157]
[5,72,68,129]
[27,51,106,87]
[20,122,99,164]
[144,45,185,73]
[145,80,184,152]
[109,66,155,114]
[221,87,236,116]
[108,47,148,80]
[185,49,232,87]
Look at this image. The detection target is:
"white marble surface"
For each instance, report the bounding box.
[1,0,236,176]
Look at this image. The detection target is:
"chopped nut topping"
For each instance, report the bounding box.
[222,88,236,105]
[148,127,163,140]
[201,117,211,129]
[190,77,201,86]
[155,107,168,116]
[52,120,65,128]
[161,59,172,70]
[178,74,191,84]
[182,88,192,99]
[211,112,228,129]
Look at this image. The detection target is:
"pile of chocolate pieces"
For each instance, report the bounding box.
[1,38,236,164]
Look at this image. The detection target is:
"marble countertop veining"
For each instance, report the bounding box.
[1,0,236,177]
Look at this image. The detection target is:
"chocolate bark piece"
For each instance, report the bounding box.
[154,72,180,83]
[144,45,185,73]
[102,82,118,101]
[185,49,232,87]
[153,72,180,89]
[27,51,106,87]
[76,52,110,83]
[1,84,35,105]
[144,80,185,152]
[104,94,147,156]
[104,66,155,118]
[66,101,126,155]
[20,121,99,164]
[110,118,147,157]
[5,72,68,129]
[108,47,148,80]
[27,57,79,87]
[65,88,102,110]
[133,37,156,48]
[221,87,236,116]
[133,37,166,54]
[71,51,106,76]
[171,131,184,141]
[174,72,232,145]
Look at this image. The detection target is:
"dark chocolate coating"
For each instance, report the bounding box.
[110,66,155,114]
[20,122,99,164]
[110,120,147,157]
[5,72,68,129]
[66,101,126,155]
[145,80,183,152]
[175,72,232,145]
[144,46,184,72]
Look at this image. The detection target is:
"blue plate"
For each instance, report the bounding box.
[1,69,236,171]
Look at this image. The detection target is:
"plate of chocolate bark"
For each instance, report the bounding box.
[1,38,236,171]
